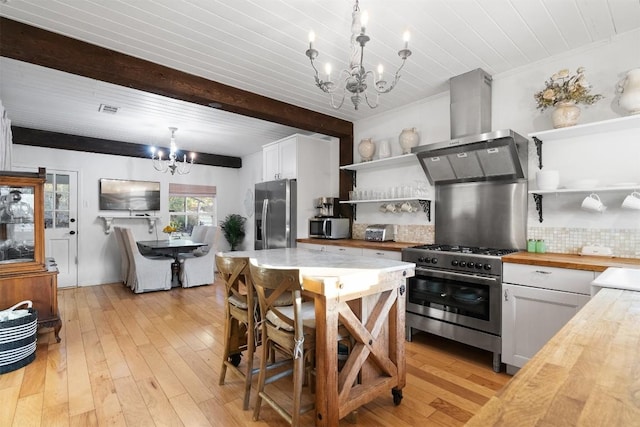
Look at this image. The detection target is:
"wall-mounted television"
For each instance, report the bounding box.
[99,178,160,211]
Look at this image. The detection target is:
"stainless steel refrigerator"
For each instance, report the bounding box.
[254,179,297,249]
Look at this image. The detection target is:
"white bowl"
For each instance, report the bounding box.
[536,170,560,190]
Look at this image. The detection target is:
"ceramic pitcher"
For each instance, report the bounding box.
[618,68,640,115]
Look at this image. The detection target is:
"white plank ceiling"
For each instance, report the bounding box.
[1,0,640,158]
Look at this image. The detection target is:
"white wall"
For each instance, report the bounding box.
[352,28,640,249]
[14,144,243,286]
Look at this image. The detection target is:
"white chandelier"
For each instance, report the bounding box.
[150,127,195,175]
[305,0,412,110]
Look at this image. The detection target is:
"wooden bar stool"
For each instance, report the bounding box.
[215,254,259,410]
[249,261,316,427]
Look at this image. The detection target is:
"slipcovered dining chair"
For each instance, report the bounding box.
[180,226,218,288]
[215,254,259,410]
[120,227,173,293]
[113,226,130,286]
[249,261,316,426]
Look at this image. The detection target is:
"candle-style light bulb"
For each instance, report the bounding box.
[308,31,315,49]
[377,64,384,81]
[403,31,410,49]
[361,11,368,34]
[324,63,332,81]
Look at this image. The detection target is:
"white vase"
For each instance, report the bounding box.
[378,139,391,159]
[551,101,581,128]
[398,128,419,154]
[618,68,640,115]
[358,138,375,162]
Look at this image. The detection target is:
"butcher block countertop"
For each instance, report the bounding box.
[296,238,416,252]
[503,251,640,272]
[466,287,640,426]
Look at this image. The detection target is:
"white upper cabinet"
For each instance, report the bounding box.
[263,135,299,181]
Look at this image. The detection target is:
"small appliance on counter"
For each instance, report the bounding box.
[308,217,350,239]
[314,197,340,217]
[365,224,395,242]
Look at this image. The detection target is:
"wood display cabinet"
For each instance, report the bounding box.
[0,168,61,342]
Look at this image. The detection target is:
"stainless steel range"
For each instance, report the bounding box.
[402,245,518,372]
[403,68,530,373]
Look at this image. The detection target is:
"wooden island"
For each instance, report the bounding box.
[224,248,415,427]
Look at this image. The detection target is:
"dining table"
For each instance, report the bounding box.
[137,238,207,286]
[225,248,415,426]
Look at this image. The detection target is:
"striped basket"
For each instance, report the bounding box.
[0,301,38,374]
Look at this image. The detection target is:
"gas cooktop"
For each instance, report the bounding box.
[410,244,519,257]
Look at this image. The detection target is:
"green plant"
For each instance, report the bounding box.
[220,214,246,251]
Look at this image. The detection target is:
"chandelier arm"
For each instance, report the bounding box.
[375,59,407,94]
[363,91,380,109]
[329,92,346,109]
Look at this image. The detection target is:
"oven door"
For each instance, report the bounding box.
[406,267,501,335]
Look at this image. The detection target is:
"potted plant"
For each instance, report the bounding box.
[220,214,246,251]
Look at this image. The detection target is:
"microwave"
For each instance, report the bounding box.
[308,217,350,239]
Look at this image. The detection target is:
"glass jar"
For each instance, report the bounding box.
[527,239,536,253]
[535,239,546,253]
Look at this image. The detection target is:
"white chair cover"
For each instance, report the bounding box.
[120,227,173,293]
[180,226,218,288]
[113,226,130,285]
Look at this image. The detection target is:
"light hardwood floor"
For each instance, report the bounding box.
[1,281,511,426]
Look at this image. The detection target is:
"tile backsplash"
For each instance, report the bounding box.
[528,226,640,258]
[353,223,640,259]
[353,223,434,244]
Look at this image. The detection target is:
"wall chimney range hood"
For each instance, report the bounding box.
[412,69,528,185]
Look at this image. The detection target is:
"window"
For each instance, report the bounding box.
[44,173,70,229]
[168,183,217,234]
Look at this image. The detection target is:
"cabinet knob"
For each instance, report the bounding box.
[69,231,76,235]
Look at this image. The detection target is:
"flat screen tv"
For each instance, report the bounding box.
[99,178,160,211]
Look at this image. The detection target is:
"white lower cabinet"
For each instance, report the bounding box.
[361,248,402,260]
[296,242,401,260]
[501,263,594,372]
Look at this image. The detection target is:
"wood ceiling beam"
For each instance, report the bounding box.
[11,127,242,169]
[0,17,352,139]
[0,17,353,201]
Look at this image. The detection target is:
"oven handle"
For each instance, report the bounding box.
[415,267,500,286]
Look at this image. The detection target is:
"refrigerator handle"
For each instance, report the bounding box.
[261,198,269,248]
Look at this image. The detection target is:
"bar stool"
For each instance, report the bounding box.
[216,254,259,410]
[249,261,316,427]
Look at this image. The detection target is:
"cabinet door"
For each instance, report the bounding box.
[263,143,280,181]
[324,245,362,255]
[361,248,402,260]
[278,137,298,179]
[501,283,590,368]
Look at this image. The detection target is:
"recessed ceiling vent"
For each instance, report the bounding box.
[98,104,119,114]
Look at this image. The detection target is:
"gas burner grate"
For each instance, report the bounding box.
[411,244,519,257]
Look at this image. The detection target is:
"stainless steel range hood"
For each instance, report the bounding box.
[412,69,528,185]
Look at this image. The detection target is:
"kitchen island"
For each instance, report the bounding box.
[467,285,640,425]
[223,248,415,426]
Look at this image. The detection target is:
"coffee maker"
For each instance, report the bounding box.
[314,197,340,217]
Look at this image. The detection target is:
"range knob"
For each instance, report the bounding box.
[418,257,426,263]
[475,263,483,269]
[467,262,475,268]
[459,261,467,267]
[484,263,492,271]
[431,257,438,264]
[451,260,459,266]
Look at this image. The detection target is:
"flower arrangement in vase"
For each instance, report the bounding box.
[162,222,179,239]
[534,67,603,128]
